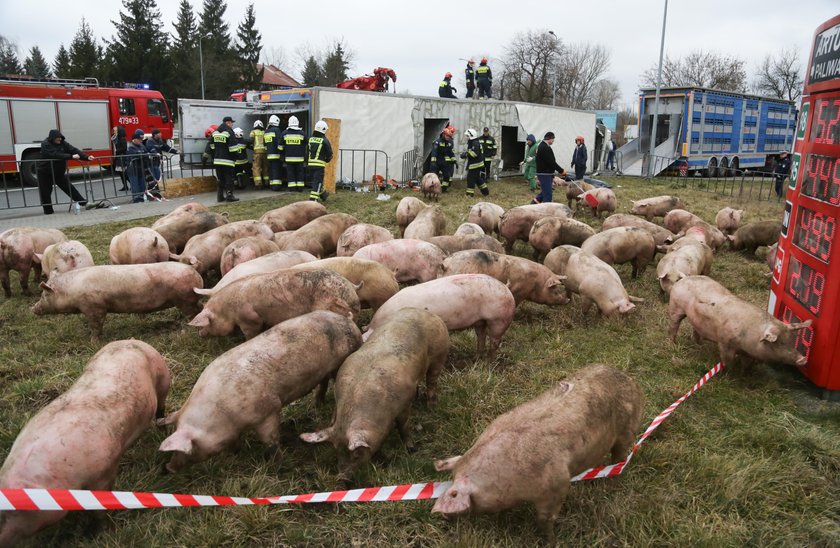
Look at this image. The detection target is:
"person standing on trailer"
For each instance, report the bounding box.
[479,126,497,181]
[431,125,457,192]
[461,128,490,197]
[212,116,239,202]
[250,120,268,188]
[476,58,492,99]
[264,115,283,191]
[571,135,588,180]
[465,59,476,99]
[439,72,457,98]
[37,129,94,214]
[280,115,306,192]
[307,119,333,203]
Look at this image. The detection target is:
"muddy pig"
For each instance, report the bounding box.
[577,188,616,218]
[0,227,66,298]
[498,203,571,253]
[656,240,714,295]
[109,227,170,264]
[455,222,485,236]
[0,340,170,546]
[151,202,228,253]
[404,205,446,240]
[189,268,360,339]
[581,227,656,278]
[301,308,449,479]
[629,195,685,221]
[668,275,811,368]
[289,257,400,311]
[364,273,515,358]
[336,223,394,257]
[396,196,428,237]
[421,172,442,201]
[219,236,280,276]
[201,250,318,296]
[34,240,94,279]
[428,234,505,255]
[555,177,594,209]
[715,207,745,235]
[277,213,359,258]
[158,311,360,473]
[728,220,782,255]
[353,239,446,283]
[528,216,596,260]
[601,214,675,246]
[432,363,644,542]
[443,250,568,306]
[663,209,704,234]
[32,263,204,342]
[259,200,328,232]
[468,202,505,236]
[170,220,274,275]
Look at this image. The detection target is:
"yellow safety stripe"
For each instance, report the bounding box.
[469,161,484,169]
[267,154,281,160]
[286,157,304,163]
[213,159,235,167]
[309,160,326,167]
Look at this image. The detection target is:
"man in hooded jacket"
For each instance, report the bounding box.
[37,129,94,214]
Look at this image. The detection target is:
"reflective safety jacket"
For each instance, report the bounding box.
[232,136,248,165]
[465,63,476,87]
[307,131,333,168]
[465,138,484,170]
[264,126,281,160]
[250,128,266,153]
[479,134,496,161]
[280,127,306,163]
[439,79,456,98]
[431,134,456,166]
[476,63,492,83]
[211,125,236,167]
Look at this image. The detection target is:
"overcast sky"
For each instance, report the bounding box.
[1,0,837,109]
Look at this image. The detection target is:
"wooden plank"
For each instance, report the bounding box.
[323,118,341,194]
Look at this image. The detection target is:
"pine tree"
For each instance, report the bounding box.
[198,0,230,57]
[23,46,52,78]
[235,3,263,89]
[0,36,23,75]
[301,55,323,87]
[197,0,238,99]
[67,18,104,80]
[53,44,72,78]
[322,43,350,86]
[106,0,170,91]
[168,0,199,100]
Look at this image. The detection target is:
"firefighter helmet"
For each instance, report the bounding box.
[204,124,218,138]
[234,127,244,138]
[465,128,478,140]
[268,115,280,127]
[481,57,488,64]
[444,125,456,136]
[444,72,452,79]
[314,120,328,133]
[253,120,264,129]
[288,115,300,129]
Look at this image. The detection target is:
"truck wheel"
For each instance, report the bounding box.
[730,157,739,174]
[20,149,40,187]
[704,158,718,178]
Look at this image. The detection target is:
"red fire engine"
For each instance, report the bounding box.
[0,76,174,186]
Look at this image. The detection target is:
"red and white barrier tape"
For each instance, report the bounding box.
[0,363,724,512]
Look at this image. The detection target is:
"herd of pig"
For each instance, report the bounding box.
[0,187,808,544]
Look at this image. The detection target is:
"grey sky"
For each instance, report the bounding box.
[1,0,837,109]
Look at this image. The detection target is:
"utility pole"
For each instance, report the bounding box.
[548,30,558,106]
[648,0,669,177]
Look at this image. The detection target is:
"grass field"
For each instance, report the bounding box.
[1,176,839,546]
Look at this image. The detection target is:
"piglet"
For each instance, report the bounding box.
[421,172,442,201]
[109,227,170,264]
[0,227,66,298]
[34,240,94,279]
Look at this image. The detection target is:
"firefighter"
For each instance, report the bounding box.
[307,119,333,202]
[476,57,492,99]
[145,128,178,183]
[431,125,457,192]
[438,72,456,98]
[250,120,268,187]
[264,115,283,191]
[37,129,93,214]
[479,126,497,181]
[202,124,217,168]
[280,115,306,192]
[465,59,476,99]
[212,116,239,202]
[232,127,249,189]
[460,128,489,198]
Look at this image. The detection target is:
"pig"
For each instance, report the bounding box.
[528,216,596,260]
[656,240,714,295]
[580,227,656,278]
[728,220,782,256]
[421,172,442,201]
[442,250,568,306]
[766,242,779,272]
[427,234,506,255]
[258,200,328,232]
[715,207,745,236]
[601,214,675,246]
[404,205,447,240]
[289,257,400,311]
[32,263,204,342]
[273,230,296,248]
[353,239,447,283]
[170,220,274,275]
[454,222,485,236]
[158,311,361,473]
[0,340,170,546]
[554,177,594,209]
[432,363,644,543]
[668,275,811,368]
[498,203,571,253]
[336,223,394,257]
[396,196,428,237]
[677,223,728,251]
[468,202,505,236]
[544,246,642,316]
[219,236,280,276]
[301,308,449,478]
[663,209,704,234]
[109,227,170,264]
[189,268,360,339]
[576,187,617,218]
[33,240,94,279]
[364,274,516,358]
[629,195,685,221]
[275,213,359,258]
[151,202,229,253]
[0,227,66,298]
[199,250,318,296]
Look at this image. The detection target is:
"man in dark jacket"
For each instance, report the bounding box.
[37,129,94,214]
[212,116,240,202]
[465,59,476,99]
[476,58,492,99]
[571,135,588,180]
[774,151,792,197]
[533,131,566,204]
[280,115,306,192]
[479,127,497,180]
[431,126,457,191]
[111,126,128,191]
[307,119,334,202]
[125,129,151,203]
[145,128,178,183]
[439,73,456,98]
[460,128,489,197]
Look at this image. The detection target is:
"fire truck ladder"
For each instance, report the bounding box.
[0,76,100,87]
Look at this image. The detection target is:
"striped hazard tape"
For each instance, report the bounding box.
[0,363,724,511]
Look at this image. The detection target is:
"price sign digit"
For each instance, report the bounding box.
[797,102,810,140]
[790,153,801,190]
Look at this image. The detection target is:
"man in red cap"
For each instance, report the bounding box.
[439,72,456,98]
[571,135,588,181]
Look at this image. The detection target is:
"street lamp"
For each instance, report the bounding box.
[648,0,669,177]
[198,34,211,100]
[548,30,558,107]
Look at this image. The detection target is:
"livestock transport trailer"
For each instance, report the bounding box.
[618,87,797,177]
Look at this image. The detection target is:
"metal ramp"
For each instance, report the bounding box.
[618,135,678,177]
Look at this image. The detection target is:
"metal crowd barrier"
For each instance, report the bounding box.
[337,149,389,186]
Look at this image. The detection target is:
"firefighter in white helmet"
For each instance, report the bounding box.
[307,119,333,202]
[264,115,283,190]
[231,127,249,189]
[280,115,306,191]
[250,119,267,187]
[461,128,489,197]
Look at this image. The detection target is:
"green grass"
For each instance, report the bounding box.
[2,176,839,546]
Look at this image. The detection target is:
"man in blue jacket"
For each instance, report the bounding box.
[145,128,178,183]
[571,135,588,180]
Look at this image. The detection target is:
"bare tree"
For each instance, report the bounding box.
[500,30,561,104]
[555,42,611,109]
[261,45,288,70]
[752,47,803,102]
[641,50,747,92]
[588,78,621,110]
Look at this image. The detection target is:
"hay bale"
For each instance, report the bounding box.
[163,176,217,198]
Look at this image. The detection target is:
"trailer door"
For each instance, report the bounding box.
[10,99,57,145]
[0,100,12,155]
[57,100,109,151]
